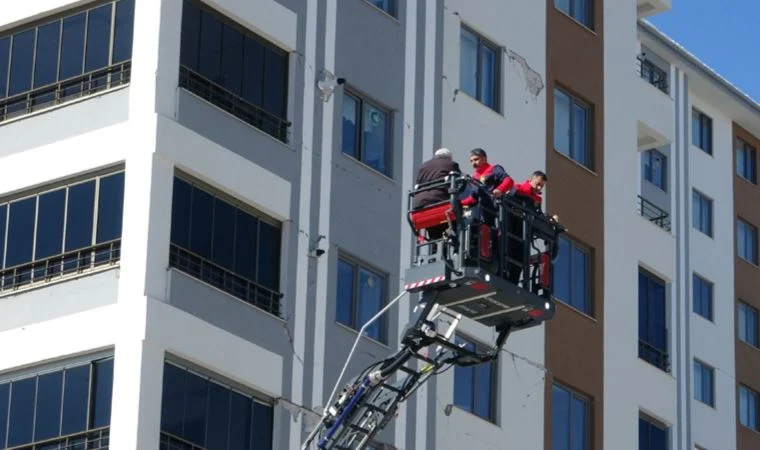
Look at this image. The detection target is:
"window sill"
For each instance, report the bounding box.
[552,148,597,176]
[737,256,760,271]
[552,7,597,36]
[737,174,759,188]
[553,297,597,322]
[636,357,675,379]
[738,339,760,353]
[692,311,714,324]
[450,405,499,428]
[340,152,396,184]
[643,178,668,194]
[335,321,390,350]
[455,90,504,119]
[360,0,401,24]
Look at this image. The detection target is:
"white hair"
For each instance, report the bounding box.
[434,147,452,158]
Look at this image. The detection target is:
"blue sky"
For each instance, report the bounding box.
[647,0,760,103]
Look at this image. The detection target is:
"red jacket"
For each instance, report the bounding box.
[461,163,514,206]
[514,180,542,209]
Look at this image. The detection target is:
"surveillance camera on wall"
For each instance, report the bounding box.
[317,70,346,102]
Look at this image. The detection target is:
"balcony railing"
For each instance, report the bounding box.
[160,432,206,450]
[169,244,283,317]
[639,338,670,373]
[0,240,121,294]
[178,65,291,144]
[0,62,131,124]
[5,426,109,449]
[636,55,669,94]
[637,195,671,232]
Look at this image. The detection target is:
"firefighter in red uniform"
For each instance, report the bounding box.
[460,148,515,208]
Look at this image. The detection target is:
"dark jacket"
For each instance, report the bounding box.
[413,156,461,209]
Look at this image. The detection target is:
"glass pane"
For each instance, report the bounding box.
[572,102,588,165]
[256,221,281,291]
[358,268,383,341]
[251,401,273,450]
[65,180,96,251]
[638,272,648,339]
[170,178,192,248]
[227,391,251,450]
[183,372,208,445]
[336,260,355,327]
[59,13,86,80]
[189,188,213,259]
[180,0,201,70]
[34,370,63,441]
[701,199,711,235]
[650,281,666,350]
[7,377,36,447]
[740,388,749,426]
[572,0,589,26]
[650,422,667,450]
[212,198,235,270]
[233,211,258,281]
[553,237,571,302]
[33,21,61,88]
[341,95,359,159]
[570,247,588,312]
[362,103,389,175]
[91,358,113,428]
[0,383,7,448]
[570,395,588,450]
[552,385,570,450]
[198,10,222,83]
[738,221,747,259]
[61,364,90,435]
[479,45,496,108]
[692,111,700,147]
[453,365,473,413]
[205,382,230,450]
[96,172,125,244]
[554,89,571,156]
[459,29,477,98]
[8,29,35,96]
[241,37,264,106]
[220,24,243,95]
[750,308,758,346]
[84,4,112,72]
[262,46,287,118]
[0,37,9,98]
[473,363,492,419]
[35,189,66,260]
[160,363,186,437]
[112,0,135,64]
[692,192,700,231]
[0,204,7,269]
[555,0,571,15]
[693,361,702,401]
[5,197,36,267]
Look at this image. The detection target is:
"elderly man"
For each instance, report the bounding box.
[413,148,461,210]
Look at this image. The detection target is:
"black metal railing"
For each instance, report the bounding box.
[636,55,669,94]
[0,62,131,123]
[6,426,109,450]
[169,244,283,317]
[159,432,206,450]
[0,240,121,293]
[637,195,671,232]
[639,338,671,373]
[178,65,291,143]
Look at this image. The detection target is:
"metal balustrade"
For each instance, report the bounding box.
[637,195,671,232]
[5,426,109,450]
[636,55,669,94]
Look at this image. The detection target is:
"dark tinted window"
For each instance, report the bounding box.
[33,21,61,88]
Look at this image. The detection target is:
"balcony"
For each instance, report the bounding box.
[635,56,674,150]
[639,338,671,373]
[637,0,672,18]
[6,427,109,449]
[637,195,671,232]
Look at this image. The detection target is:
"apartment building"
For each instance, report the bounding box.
[0,0,758,449]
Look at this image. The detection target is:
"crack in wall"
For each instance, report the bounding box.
[506,49,545,99]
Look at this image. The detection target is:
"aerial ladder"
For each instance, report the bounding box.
[301,173,566,450]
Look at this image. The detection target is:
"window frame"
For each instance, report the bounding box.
[692,273,713,321]
[553,235,592,316]
[553,85,593,169]
[639,413,669,450]
[341,89,393,178]
[693,359,715,407]
[551,382,591,450]
[739,384,759,432]
[335,254,389,344]
[643,148,667,191]
[692,108,713,154]
[458,25,502,112]
[639,268,670,373]
[364,0,397,17]
[737,218,759,265]
[736,137,758,184]
[452,334,498,423]
[691,189,713,237]
[738,301,759,347]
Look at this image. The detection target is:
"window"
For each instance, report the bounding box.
[555,0,591,28]
[737,219,758,265]
[739,385,759,431]
[691,190,713,237]
[694,359,715,407]
[459,26,500,111]
[643,149,667,190]
[0,170,124,293]
[0,0,134,123]
[342,91,392,176]
[736,138,757,184]
[553,236,591,315]
[179,0,290,142]
[692,274,713,321]
[336,256,387,343]
[169,175,283,316]
[0,356,113,448]
[639,415,668,450]
[453,335,497,422]
[738,302,758,347]
[552,383,590,450]
[692,109,712,154]
[554,87,592,168]
[366,0,396,16]
[639,269,669,372]
[160,361,273,450]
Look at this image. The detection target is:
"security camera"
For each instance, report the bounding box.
[336,77,346,85]
[317,70,346,102]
